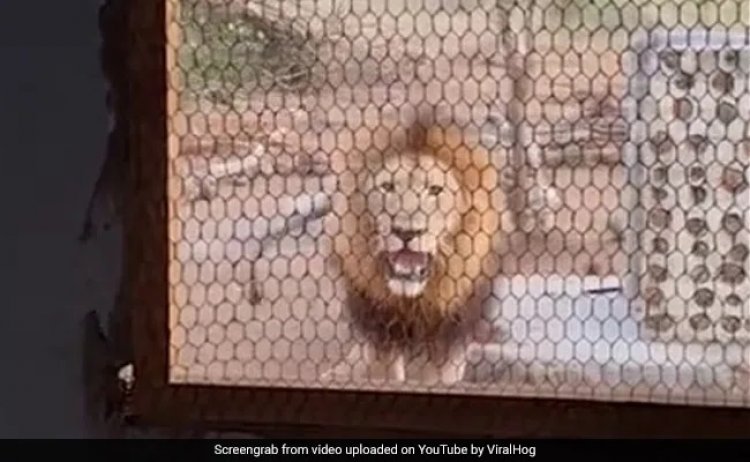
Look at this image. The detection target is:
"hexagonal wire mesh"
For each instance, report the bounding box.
[166,0,750,407]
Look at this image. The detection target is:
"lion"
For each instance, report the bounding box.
[323,120,506,386]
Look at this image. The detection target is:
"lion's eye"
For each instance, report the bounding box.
[428,185,443,196]
[380,181,394,193]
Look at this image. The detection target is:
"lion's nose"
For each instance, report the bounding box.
[392,226,424,244]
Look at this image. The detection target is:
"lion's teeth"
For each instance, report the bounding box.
[393,262,413,274]
[392,262,426,276]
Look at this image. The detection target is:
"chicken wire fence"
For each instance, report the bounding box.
[165,0,750,407]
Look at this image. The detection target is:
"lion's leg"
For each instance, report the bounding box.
[416,361,466,387]
[388,349,406,381]
[436,358,467,385]
[360,342,406,382]
[411,343,468,386]
[319,343,367,382]
[320,342,406,383]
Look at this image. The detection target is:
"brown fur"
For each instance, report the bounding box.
[331,121,504,356]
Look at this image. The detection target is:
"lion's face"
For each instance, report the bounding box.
[362,153,467,298]
[332,123,502,317]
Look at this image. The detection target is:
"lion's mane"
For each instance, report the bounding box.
[331,122,505,352]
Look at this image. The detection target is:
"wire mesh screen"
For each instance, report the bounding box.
[166,0,750,407]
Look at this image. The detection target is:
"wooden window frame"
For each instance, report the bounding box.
[123,0,750,437]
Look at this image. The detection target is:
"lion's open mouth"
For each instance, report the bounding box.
[384,250,433,282]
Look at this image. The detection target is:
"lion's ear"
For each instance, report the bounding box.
[461,207,481,234]
[406,122,427,150]
[424,125,493,180]
[424,124,461,153]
